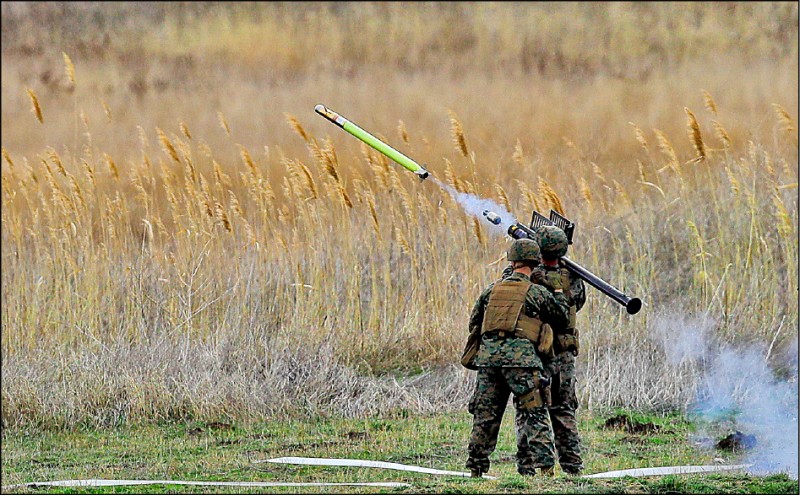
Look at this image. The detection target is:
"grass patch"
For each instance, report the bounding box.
[2,410,795,494]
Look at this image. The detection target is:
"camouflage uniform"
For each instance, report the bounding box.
[464,263,571,477]
[532,262,586,475]
[500,224,587,475]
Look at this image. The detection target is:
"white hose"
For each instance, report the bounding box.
[583,464,752,478]
[260,456,498,479]
[1,479,411,490]
[3,460,758,490]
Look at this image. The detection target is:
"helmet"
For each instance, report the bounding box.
[507,238,541,262]
[537,225,568,259]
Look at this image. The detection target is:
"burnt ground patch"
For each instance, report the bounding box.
[603,414,662,434]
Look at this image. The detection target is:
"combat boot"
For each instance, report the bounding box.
[561,466,582,476]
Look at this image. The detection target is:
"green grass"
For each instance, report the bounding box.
[2,410,796,494]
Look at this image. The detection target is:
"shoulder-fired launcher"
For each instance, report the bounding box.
[484,209,642,314]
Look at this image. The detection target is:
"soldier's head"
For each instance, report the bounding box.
[537,225,568,263]
[507,238,541,273]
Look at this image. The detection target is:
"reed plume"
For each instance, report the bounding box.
[397,120,410,145]
[214,201,232,232]
[448,110,470,158]
[654,129,679,171]
[239,145,260,178]
[217,111,231,136]
[629,122,648,150]
[179,122,192,140]
[298,162,318,199]
[62,52,76,86]
[104,153,120,180]
[394,225,412,255]
[102,100,112,121]
[81,160,95,187]
[702,89,717,115]
[685,107,706,161]
[2,147,14,170]
[285,113,309,142]
[443,158,457,189]
[321,139,341,183]
[27,88,43,124]
[472,217,485,246]
[494,183,512,212]
[157,128,181,164]
[137,126,149,149]
[365,190,381,240]
[591,162,607,184]
[512,139,525,167]
[772,103,796,134]
[46,148,67,177]
[712,120,732,149]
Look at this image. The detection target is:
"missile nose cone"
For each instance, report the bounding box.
[314,104,326,113]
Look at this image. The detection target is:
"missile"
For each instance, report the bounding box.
[315,104,430,180]
[482,210,502,225]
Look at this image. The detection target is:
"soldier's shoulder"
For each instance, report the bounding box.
[480,281,497,297]
[526,282,551,298]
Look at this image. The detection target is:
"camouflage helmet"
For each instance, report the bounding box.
[537,225,568,259]
[507,238,541,262]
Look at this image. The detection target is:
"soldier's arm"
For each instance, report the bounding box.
[571,275,586,312]
[532,286,570,329]
[561,261,587,311]
[468,284,494,334]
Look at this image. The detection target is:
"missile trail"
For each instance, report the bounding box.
[430,178,516,237]
[314,104,514,235]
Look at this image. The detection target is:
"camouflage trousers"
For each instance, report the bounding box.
[466,367,555,475]
[548,352,583,474]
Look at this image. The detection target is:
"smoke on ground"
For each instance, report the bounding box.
[431,178,516,236]
[649,308,798,479]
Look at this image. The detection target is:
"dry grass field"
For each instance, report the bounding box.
[0,1,797,445]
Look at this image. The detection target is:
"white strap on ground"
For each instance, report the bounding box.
[583,464,752,478]
[260,456,497,480]
[1,479,411,490]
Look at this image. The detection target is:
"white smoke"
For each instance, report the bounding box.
[650,311,715,365]
[649,309,799,479]
[431,178,517,236]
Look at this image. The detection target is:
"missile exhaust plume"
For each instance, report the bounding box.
[430,178,516,236]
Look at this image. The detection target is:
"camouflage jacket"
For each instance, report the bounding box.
[469,271,570,369]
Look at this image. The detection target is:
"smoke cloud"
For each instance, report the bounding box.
[649,309,798,479]
[431,178,516,236]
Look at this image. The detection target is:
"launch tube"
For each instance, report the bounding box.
[507,221,642,314]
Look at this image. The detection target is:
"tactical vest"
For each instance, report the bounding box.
[481,280,552,355]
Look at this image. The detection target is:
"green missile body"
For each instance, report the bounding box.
[315,104,430,180]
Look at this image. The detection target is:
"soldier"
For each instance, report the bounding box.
[531,224,586,476]
[462,238,571,478]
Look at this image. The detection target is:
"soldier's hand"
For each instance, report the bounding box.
[545,270,564,291]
